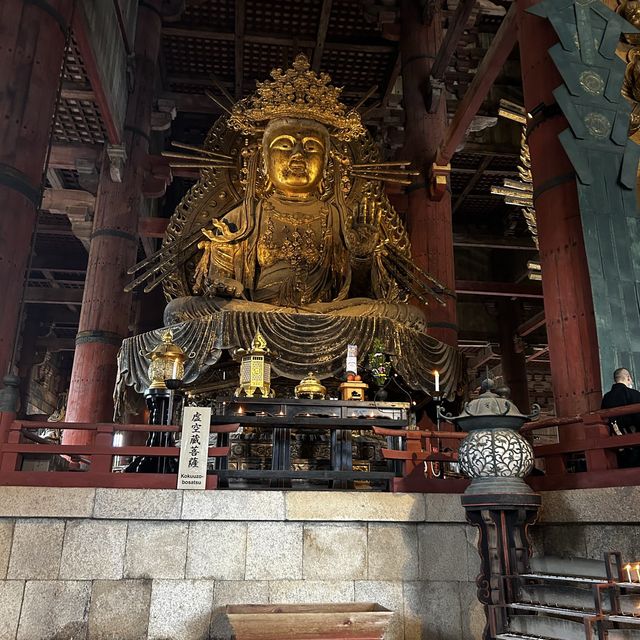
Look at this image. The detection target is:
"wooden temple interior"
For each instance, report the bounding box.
[18,0,549,419]
[5,2,640,640]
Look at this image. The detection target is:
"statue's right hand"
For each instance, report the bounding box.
[207,276,246,299]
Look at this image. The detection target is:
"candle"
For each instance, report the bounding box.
[635,564,640,582]
[625,563,632,582]
[171,358,178,380]
[237,406,244,415]
[434,370,440,393]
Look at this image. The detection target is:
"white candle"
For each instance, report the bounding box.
[434,370,440,393]
[635,564,640,582]
[625,564,632,582]
[171,359,178,380]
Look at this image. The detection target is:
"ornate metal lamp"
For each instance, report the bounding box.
[442,380,539,498]
[233,330,275,398]
[143,329,186,390]
[441,380,541,637]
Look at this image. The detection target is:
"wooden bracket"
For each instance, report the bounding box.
[142,154,173,198]
[429,163,451,201]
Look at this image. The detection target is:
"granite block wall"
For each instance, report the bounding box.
[0,488,483,640]
[0,486,636,640]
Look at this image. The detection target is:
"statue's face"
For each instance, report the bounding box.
[263,119,329,197]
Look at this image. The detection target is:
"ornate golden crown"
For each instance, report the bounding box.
[227,54,366,141]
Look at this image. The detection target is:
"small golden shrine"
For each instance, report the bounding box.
[338,380,368,401]
[233,331,275,398]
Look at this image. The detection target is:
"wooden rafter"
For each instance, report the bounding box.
[162,26,395,54]
[312,0,333,72]
[452,234,537,251]
[517,311,546,338]
[72,6,121,144]
[24,288,84,305]
[430,0,477,81]
[455,280,543,299]
[49,144,102,172]
[235,0,246,99]
[436,4,517,165]
[452,155,492,214]
[381,51,401,109]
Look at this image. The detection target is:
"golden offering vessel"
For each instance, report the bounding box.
[143,330,186,389]
[338,380,368,401]
[295,372,327,400]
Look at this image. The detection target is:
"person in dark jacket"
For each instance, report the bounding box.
[601,368,640,467]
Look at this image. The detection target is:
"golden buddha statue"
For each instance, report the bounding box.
[116,55,464,412]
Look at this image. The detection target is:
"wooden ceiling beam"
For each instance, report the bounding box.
[454,142,519,158]
[452,155,492,214]
[72,6,121,144]
[139,217,169,238]
[60,82,96,103]
[453,234,537,251]
[437,4,517,165]
[451,167,517,176]
[162,26,394,54]
[517,311,546,338]
[35,337,76,352]
[24,287,84,305]
[159,91,223,114]
[312,0,333,72]
[234,0,246,99]
[381,51,401,109]
[49,143,102,171]
[455,279,543,299]
[431,0,477,80]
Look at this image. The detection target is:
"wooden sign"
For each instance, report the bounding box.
[177,406,212,489]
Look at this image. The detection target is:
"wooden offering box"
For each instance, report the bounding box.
[210,603,393,639]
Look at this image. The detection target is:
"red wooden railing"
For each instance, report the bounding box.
[1,403,640,492]
[0,413,233,489]
[524,403,640,491]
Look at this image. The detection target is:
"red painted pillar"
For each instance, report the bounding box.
[0,0,74,380]
[497,300,530,413]
[516,0,601,416]
[400,0,457,347]
[65,1,163,432]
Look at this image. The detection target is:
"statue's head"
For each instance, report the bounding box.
[263,118,329,197]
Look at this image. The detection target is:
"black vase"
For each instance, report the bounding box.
[375,386,389,401]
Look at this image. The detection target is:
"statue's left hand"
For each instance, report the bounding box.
[348,198,380,256]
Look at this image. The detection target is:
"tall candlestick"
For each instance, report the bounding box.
[434,370,440,393]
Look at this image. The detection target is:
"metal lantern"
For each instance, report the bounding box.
[143,329,187,389]
[440,380,539,497]
[233,330,276,398]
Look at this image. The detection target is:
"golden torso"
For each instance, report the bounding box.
[257,195,329,271]
[250,194,346,305]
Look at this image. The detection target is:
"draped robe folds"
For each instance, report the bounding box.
[163,194,429,333]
